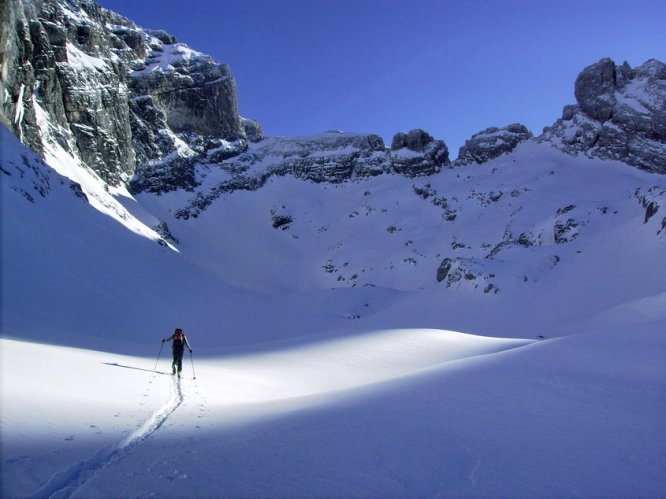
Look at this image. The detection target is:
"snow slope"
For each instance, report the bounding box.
[2,324,664,497]
[2,121,666,496]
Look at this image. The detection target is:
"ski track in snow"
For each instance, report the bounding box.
[457,442,482,491]
[33,375,184,499]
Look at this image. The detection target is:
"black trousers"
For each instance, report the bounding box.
[172,346,184,372]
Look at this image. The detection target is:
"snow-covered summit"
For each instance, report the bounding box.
[2,1,665,315]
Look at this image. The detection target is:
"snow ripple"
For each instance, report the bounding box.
[33,376,183,499]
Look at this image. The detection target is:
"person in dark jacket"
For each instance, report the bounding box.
[162,328,192,376]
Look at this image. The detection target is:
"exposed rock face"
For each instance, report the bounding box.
[635,185,666,232]
[574,57,618,122]
[455,124,533,166]
[540,58,666,174]
[1,0,142,183]
[389,128,450,176]
[258,132,389,182]
[128,42,243,140]
[0,0,251,185]
[131,127,453,215]
[153,131,391,218]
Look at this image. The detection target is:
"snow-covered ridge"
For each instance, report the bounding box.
[130,128,448,214]
[125,138,666,306]
[1,0,664,306]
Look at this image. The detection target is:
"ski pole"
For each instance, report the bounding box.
[154,341,164,371]
[189,350,196,379]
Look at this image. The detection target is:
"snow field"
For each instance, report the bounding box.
[5,321,664,497]
[1,328,531,497]
[118,325,666,498]
[6,322,661,498]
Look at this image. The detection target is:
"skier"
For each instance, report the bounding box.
[162,328,192,376]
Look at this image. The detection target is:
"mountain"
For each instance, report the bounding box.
[1,0,665,497]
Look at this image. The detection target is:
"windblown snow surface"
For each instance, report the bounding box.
[1,124,665,497]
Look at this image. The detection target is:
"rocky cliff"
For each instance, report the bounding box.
[0,0,250,186]
[540,58,666,174]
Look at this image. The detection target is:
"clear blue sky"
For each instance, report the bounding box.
[99,0,666,157]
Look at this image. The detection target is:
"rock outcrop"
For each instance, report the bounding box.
[540,58,666,174]
[389,128,450,176]
[455,124,533,166]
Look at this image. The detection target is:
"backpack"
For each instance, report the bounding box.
[174,330,185,343]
